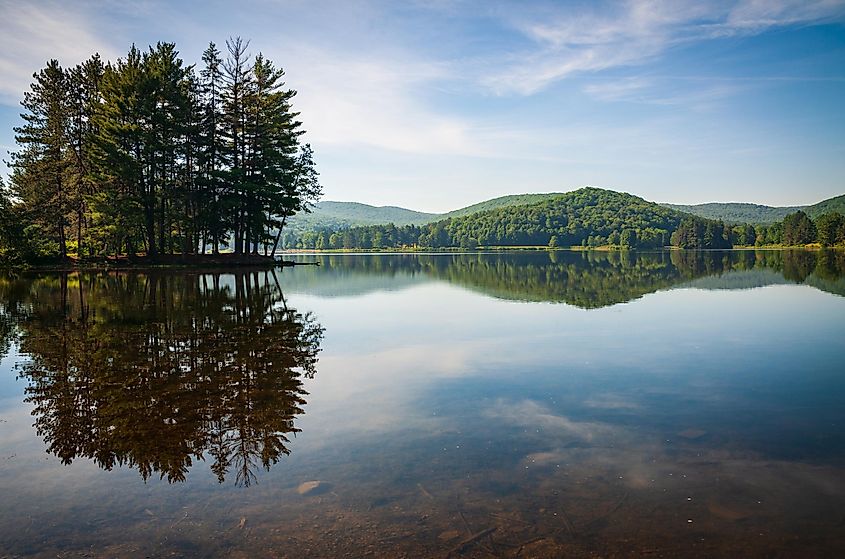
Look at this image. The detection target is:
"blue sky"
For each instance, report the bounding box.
[0,0,843,212]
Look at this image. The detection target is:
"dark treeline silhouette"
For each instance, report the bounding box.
[0,270,323,485]
[0,38,320,264]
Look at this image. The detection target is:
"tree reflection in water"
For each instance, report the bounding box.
[13,270,323,486]
[305,249,845,307]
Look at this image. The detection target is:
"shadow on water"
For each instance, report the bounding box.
[1,270,323,485]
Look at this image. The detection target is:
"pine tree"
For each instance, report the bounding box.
[222,37,254,254]
[66,54,105,257]
[783,211,815,246]
[199,42,226,254]
[7,38,320,262]
[11,60,73,258]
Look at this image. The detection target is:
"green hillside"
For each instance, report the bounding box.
[663,193,845,224]
[281,190,845,250]
[436,187,685,248]
[437,193,565,220]
[287,201,436,233]
[287,193,565,232]
[285,187,721,249]
[806,194,845,218]
[662,202,803,224]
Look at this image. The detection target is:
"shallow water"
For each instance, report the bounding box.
[1,250,844,558]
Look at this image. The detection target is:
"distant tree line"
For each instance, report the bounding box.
[720,210,844,248]
[279,188,722,250]
[279,190,845,251]
[0,38,320,263]
[286,188,682,249]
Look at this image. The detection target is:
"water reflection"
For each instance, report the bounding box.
[286,249,845,305]
[3,271,323,485]
[1,251,845,557]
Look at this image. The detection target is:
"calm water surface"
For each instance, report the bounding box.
[1,250,844,558]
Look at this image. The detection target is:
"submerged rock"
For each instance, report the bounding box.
[297,480,329,495]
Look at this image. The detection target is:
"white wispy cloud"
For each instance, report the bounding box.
[723,0,845,31]
[484,0,845,95]
[0,1,118,104]
[582,76,748,111]
[281,46,482,156]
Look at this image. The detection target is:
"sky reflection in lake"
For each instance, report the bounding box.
[1,250,844,557]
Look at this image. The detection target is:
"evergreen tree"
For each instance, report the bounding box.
[815,212,844,247]
[782,211,815,246]
[199,42,226,253]
[222,37,254,254]
[11,60,73,258]
[65,55,105,257]
[3,38,320,263]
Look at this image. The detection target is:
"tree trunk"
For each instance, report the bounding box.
[145,204,157,256]
[58,223,67,260]
[76,209,83,258]
[270,215,287,256]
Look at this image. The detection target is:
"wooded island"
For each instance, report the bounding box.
[0,38,320,265]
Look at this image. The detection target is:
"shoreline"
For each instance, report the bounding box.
[2,245,840,270]
[0,253,319,272]
[279,244,843,254]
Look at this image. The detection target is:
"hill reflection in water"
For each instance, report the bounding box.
[283,249,845,306]
[0,250,844,557]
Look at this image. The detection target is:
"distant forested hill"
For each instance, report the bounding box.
[663,194,845,224]
[437,193,565,220]
[435,187,685,248]
[288,193,564,233]
[286,201,436,233]
[280,189,845,250]
[289,193,844,236]
[806,194,845,218]
[662,202,804,224]
[286,187,703,249]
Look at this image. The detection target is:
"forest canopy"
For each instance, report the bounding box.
[281,189,845,251]
[283,188,730,250]
[1,38,320,262]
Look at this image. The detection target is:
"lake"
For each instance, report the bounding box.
[1,250,844,558]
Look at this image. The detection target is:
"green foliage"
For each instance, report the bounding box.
[663,194,845,225]
[782,211,816,246]
[815,213,845,247]
[806,194,845,219]
[663,202,803,224]
[437,193,565,220]
[670,216,732,249]
[287,187,685,249]
[284,189,845,251]
[5,38,320,263]
[290,201,435,229]
[9,59,75,258]
[747,210,845,247]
